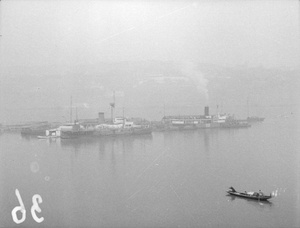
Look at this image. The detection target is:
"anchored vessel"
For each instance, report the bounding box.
[58,115,152,139]
[94,117,152,137]
[17,105,252,138]
[21,122,53,136]
[60,122,94,139]
[153,106,251,131]
[247,116,265,122]
[227,187,272,201]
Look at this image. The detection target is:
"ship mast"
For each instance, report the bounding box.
[122,107,125,128]
[110,91,115,124]
[247,96,249,118]
[75,106,78,122]
[70,96,73,123]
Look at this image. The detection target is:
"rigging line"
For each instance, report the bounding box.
[97,3,194,44]
[136,150,164,180]
[169,184,197,222]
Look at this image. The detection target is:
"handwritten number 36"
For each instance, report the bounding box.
[11,189,44,224]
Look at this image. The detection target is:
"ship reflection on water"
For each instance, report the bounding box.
[59,134,153,159]
[59,134,153,148]
[227,195,273,208]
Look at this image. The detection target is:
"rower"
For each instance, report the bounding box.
[229,187,236,192]
[259,190,264,196]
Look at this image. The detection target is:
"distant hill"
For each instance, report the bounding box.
[1,61,299,123]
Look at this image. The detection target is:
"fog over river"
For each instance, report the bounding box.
[0,1,299,227]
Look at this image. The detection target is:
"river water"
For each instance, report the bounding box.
[0,114,299,228]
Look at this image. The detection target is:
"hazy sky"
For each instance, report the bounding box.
[0,0,299,68]
[0,0,299,123]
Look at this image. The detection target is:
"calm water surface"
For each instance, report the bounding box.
[0,115,299,227]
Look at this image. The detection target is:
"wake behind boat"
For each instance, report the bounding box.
[227,187,272,201]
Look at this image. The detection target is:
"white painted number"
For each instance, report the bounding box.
[31,194,44,223]
[11,189,26,224]
[11,189,44,224]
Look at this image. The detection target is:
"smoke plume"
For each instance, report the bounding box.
[181,61,209,103]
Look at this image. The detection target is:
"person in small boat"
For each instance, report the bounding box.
[253,192,259,197]
[229,187,236,192]
[258,190,264,196]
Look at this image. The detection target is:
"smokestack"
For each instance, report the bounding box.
[204,106,209,116]
[98,112,105,123]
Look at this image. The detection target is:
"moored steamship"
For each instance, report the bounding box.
[154,106,250,131]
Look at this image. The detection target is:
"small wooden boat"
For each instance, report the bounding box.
[227,187,272,201]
